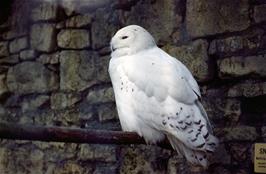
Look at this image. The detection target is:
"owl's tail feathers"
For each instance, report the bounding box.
[167,134,218,168]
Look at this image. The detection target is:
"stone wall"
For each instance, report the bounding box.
[0,0,265,173]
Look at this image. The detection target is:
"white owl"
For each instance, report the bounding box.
[108,25,218,167]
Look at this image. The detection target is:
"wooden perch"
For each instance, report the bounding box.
[0,122,172,149]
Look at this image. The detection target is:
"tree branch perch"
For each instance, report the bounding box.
[0,122,172,149]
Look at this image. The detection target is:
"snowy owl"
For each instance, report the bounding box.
[108,25,218,167]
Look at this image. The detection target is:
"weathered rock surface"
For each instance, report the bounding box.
[186,0,250,37]
[51,92,81,110]
[57,29,90,49]
[60,51,107,91]
[0,74,8,97]
[37,52,60,64]
[86,87,114,104]
[218,54,266,78]
[78,144,116,162]
[31,2,58,21]
[219,126,258,141]
[228,81,266,97]
[30,23,56,52]
[91,8,119,49]
[254,4,266,23]
[209,28,265,56]
[21,95,50,112]
[0,41,8,57]
[65,14,92,28]
[6,62,58,94]
[9,37,28,54]
[122,0,182,44]
[19,50,37,60]
[98,104,117,122]
[120,145,171,174]
[164,39,211,82]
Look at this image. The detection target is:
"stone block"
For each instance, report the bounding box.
[0,74,8,97]
[120,0,182,44]
[218,55,266,78]
[91,8,120,49]
[6,61,59,94]
[186,0,250,37]
[65,14,92,28]
[209,28,265,56]
[254,4,266,23]
[57,29,90,49]
[19,50,37,60]
[202,90,241,125]
[164,39,211,82]
[228,81,266,97]
[31,2,58,21]
[219,126,258,141]
[60,50,105,91]
[52,161,92,174]
[0,147,44,174]
[0,41,8,57]
[98,103,117,122]
[120,145,171,174]
[79,144,116,162]
[51,92,81,110]
[86,87,114,104]
[9,37,28,54]
[37,52,60,64]
[30,23,56,52]
[21,95,50,112]
[0,54,19,65]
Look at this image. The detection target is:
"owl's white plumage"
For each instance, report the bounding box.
[108,25,218,167]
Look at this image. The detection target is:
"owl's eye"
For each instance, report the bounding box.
[121,36,128,40]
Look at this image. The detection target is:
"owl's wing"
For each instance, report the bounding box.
[123,47,200,104]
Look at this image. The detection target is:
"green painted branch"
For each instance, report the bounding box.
[0,122,172,149]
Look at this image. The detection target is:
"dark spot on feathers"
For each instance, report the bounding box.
[207,150,214,154]
[196,143,205,148]
[203,132,209,139]
[196,132,201,137]
[188,130,193,134]
[167,117,170,120]
[170,124,174,128]
[132,88,134,92]
[191,137,197,142]
[162,120,166,125]
[207,143,216,146]
[185,121,192,126]
[121,87,123,90]
[178,120,183,124]
[199,158,203,161]
[152,62,155,65]
[121,82,123,85]
[194,120,201,125]
[203,154,207,159]
[186,115,190,119]
[175,126,180,130]
[181,125,187,130]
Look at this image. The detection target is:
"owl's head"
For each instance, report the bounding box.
[110,25,156,57]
